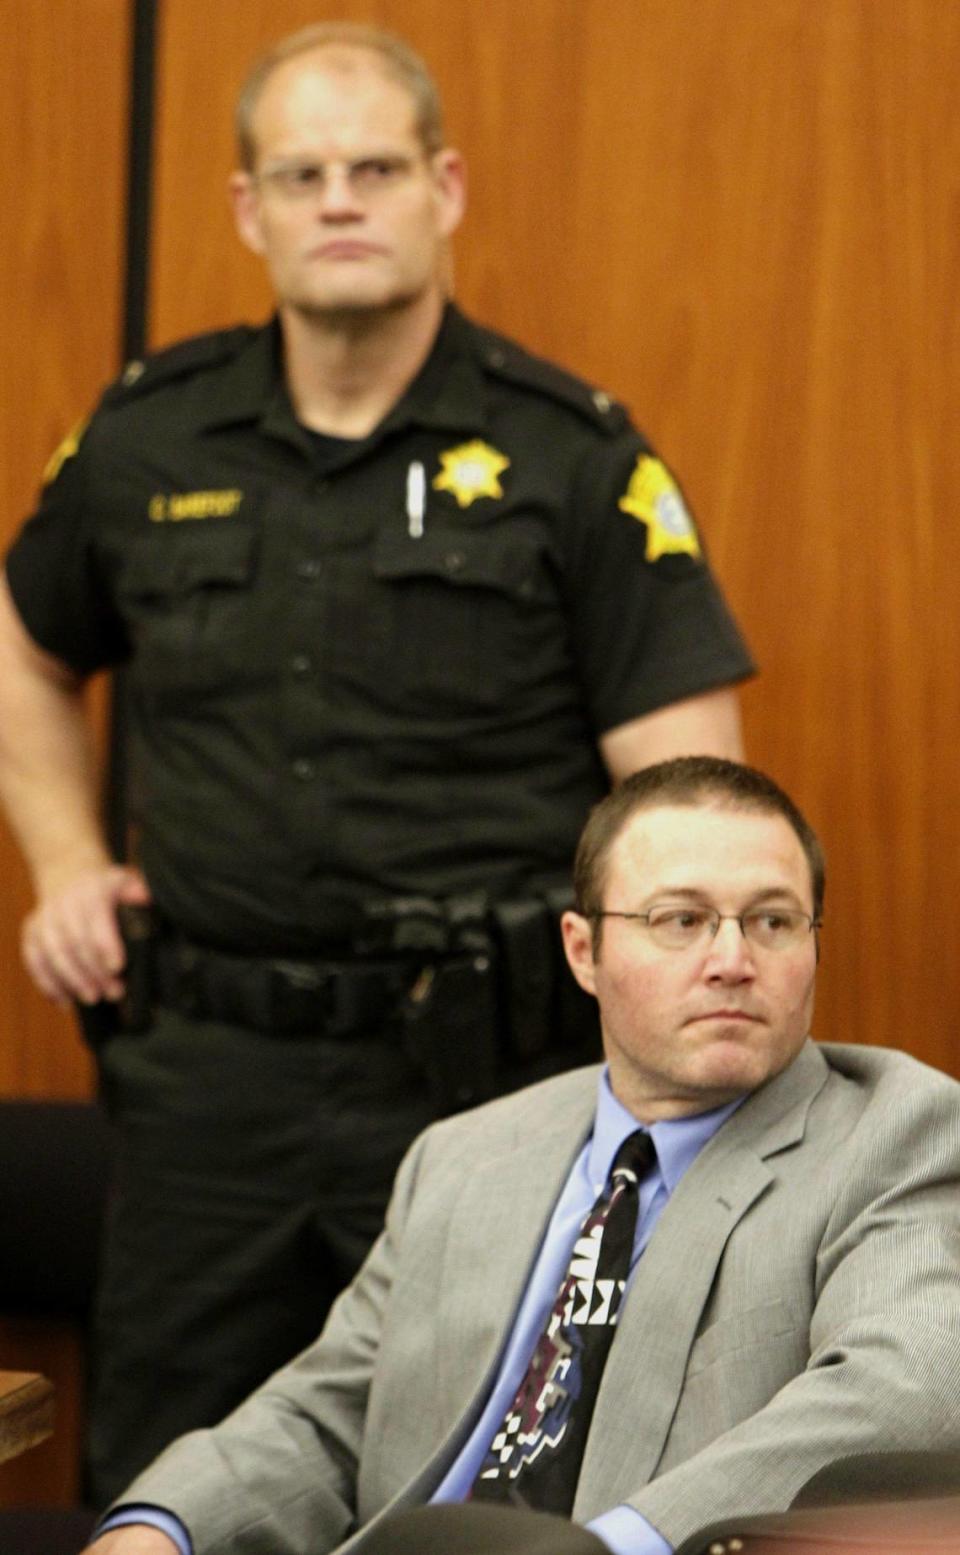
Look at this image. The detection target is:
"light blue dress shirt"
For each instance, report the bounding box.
[99,1070,740,1555]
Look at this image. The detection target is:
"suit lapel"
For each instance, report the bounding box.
[575,1041,830,1518]
[433,1076,598,1424]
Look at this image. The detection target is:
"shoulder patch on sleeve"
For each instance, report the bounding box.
[100,326,257,407]
[474,327,628,435]
[618,454,701,561]
[42,417,90,486]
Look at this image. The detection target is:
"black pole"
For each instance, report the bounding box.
[109,0,158,859]
[122,0,158,361]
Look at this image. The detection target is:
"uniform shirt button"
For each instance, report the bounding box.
[291,758,316,781]
[290,653,312,676]
[296,558,322,580]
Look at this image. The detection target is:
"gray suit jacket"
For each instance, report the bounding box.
[120,1042,960,1555]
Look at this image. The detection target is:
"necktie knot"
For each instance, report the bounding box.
[610,1127,654,1188]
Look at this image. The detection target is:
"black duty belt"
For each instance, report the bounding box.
[114,892,596,1071]
[145,935,424,1038]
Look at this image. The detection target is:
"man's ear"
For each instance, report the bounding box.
[561,911,598,998]
[228,171,267,257]
[431,148,466,238]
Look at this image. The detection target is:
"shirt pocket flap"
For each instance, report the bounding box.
[373,527,539,601]
[118,524,256,599]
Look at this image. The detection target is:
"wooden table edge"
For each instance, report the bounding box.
[0,1370,56,1465]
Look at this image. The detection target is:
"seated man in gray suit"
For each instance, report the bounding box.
[87,757,960,1555]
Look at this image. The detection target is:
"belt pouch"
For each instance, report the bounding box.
[491,899,555,1059]
[401,953,499,1115]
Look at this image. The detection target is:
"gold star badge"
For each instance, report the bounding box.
[432,440,510,508]
[618,455,701,562]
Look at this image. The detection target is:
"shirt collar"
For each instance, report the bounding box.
[191,303,488,444]
[587,1067,745,1193]
[188,320,284,431]
[378,303,489,434]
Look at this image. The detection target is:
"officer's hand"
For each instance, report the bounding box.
[22,864,152,1006]
[83,1529,180,1554]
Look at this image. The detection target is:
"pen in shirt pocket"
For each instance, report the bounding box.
[406,460,425,538]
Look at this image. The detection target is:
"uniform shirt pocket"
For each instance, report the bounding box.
[368,525,555,713]
[115,523,259,698]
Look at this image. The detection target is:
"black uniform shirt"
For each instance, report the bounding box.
[7,307,753,950]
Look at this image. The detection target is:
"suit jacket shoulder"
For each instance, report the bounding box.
[411,1062,602,1170]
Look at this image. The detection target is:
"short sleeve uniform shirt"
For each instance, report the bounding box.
[6,306,753,950]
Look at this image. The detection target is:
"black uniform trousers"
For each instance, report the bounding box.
[87,1004,436,1506]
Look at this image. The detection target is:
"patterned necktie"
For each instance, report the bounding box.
[471,1128,655,1515]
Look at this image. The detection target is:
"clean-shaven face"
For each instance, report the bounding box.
[563,803,818,1120]
[231,46,464,320]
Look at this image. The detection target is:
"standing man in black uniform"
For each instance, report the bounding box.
[0,24,753,1505]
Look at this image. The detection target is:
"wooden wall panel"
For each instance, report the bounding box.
[0,0,130,1099]
[150,0,960,1076]
[0,2,129,1506]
